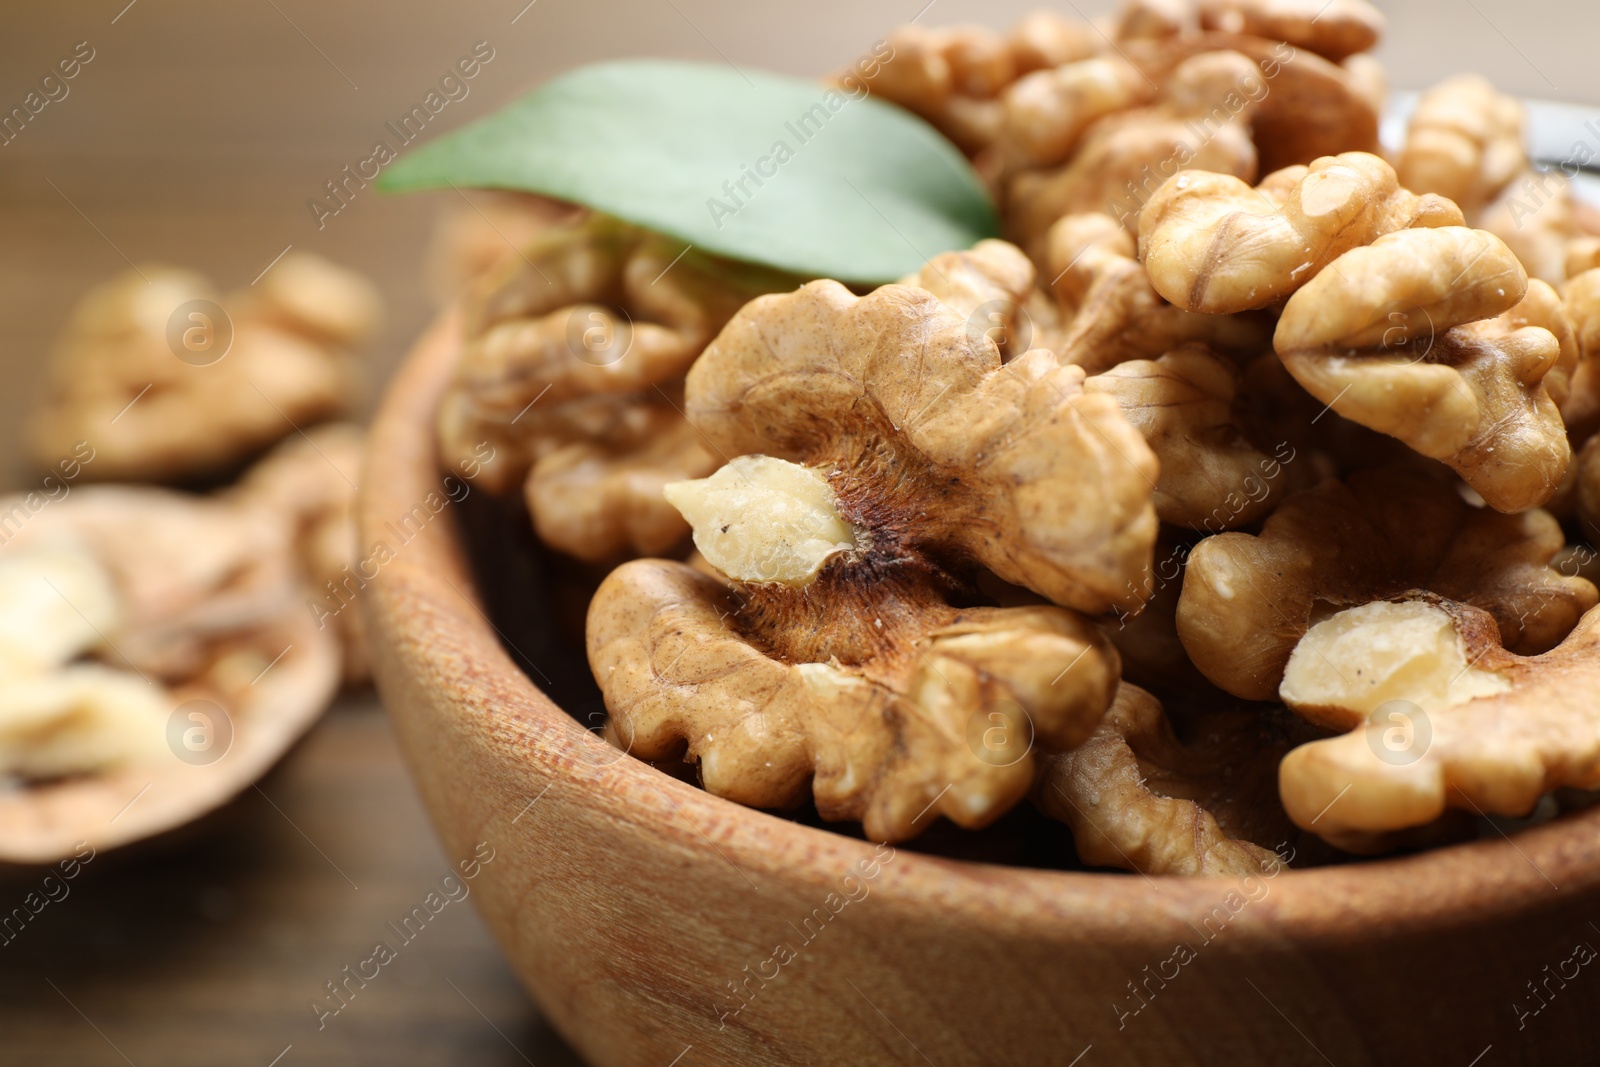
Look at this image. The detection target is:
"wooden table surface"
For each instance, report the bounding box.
[1,1,1596,1064]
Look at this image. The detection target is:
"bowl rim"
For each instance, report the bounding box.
[362,306,1600,941]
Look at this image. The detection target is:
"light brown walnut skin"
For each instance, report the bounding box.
[1043,213,1272,374]
[1009,10,1101,73]
[998,56,1155,171]
[1579,435,1600,543]
[589,560,1119,844]
[1567,268,1600,445]
[1006,50,1262,248]
[1475,168,1581,286]
[684,280,1160,616]
[1120,31,1381,174]
[1033,683,1296,876]
[512,240,1035,563]
[858,22,1023,155]
[1500,278,1581,418]
[526,239,1035,563]
[1397,74,1526,215]
[1274,225,1570,512]
[1114,0,1194,42]
[1197,0,1383,62]
[897,239,1037,359]
[1138,152,1465,314]
[1176,467,1597,700]
[1084,343,1279,528]
[525,408,715,561]
[1280,602,1600,851]
[1570,237,1600,281]
[462,214,792,411]
[591,276,1156,839]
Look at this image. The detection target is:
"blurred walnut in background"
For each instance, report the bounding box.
[1399,75,1600,289]
[30,253,381,484]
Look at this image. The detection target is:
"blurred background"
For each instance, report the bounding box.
[0,1,1596,1064]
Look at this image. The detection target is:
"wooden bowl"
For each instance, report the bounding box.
[363,311,1600,1067]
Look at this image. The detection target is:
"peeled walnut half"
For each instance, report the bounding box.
[1138,152,1463,314]
[1035,683,1314,875]
[1274,226,1570,511]
[437,212,795,561]
[1177,468,1597,700]
[588,280,1160,841]
[31,255,380,483]
[1276,598,1600,851]
[1043,212,1271,374]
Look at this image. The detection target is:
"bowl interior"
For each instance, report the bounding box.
[365,306,1600,931]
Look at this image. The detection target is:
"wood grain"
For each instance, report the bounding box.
[0,696,586,1067]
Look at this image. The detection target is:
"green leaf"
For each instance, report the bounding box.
[377,59,999,284]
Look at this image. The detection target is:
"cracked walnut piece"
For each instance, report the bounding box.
[0,482,341,773]
[232,424,370,684]
[436,213,794,561]
[1035,684,1307,876]
[30,256,380,483]
[589,555,1117,843]
[0,544,169,780]
[1274,226,1570,512]
[587,280,1159,840]
[1176,468,1597,700]
[1138,152,1464,314]
[1276,599,1600,851]
[684,280,1158,614]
